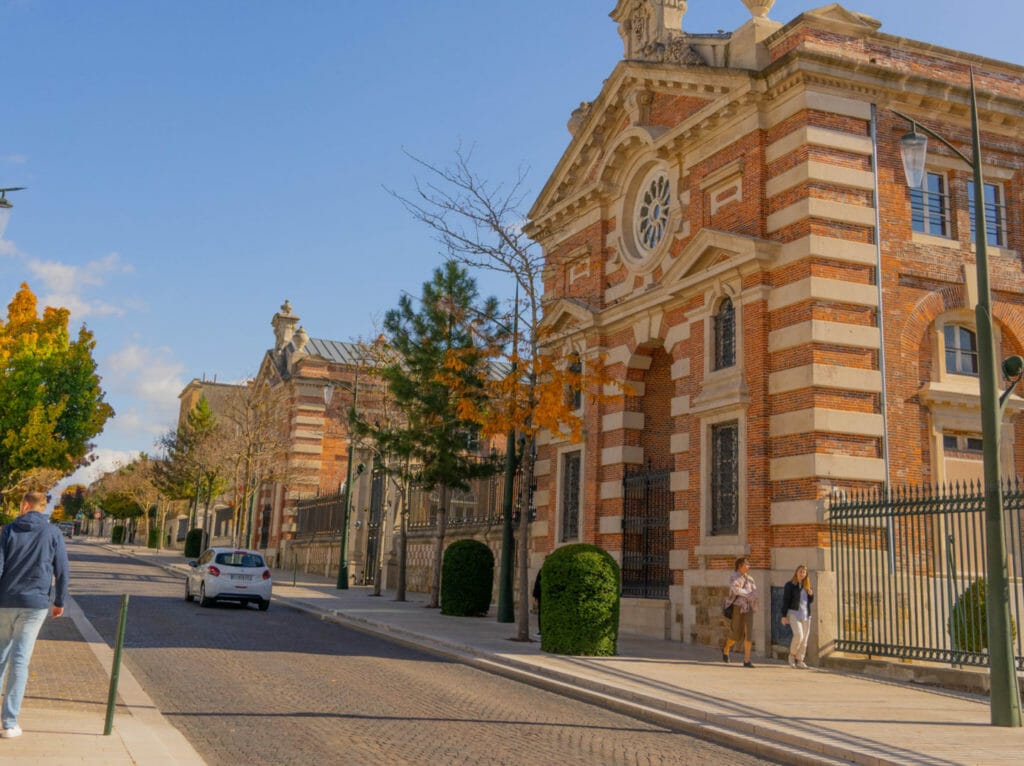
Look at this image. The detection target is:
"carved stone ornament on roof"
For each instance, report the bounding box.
[611,0,700,65]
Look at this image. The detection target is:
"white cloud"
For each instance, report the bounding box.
[28,252,135,320]
[51,448,142,502]
[105,344,186,406]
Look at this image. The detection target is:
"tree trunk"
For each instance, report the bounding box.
[371,474,392,597]
[428,484,449,608]
[516,441,537,641]
[396,478,409,602]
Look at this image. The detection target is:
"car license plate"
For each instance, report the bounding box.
[231,574,253,581]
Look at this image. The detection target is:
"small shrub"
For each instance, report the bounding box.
[949,577,1017,653]
[111,525,126,544]
[441,539,494,616]
[184,528,204,559]
[147,528,161,549]
[541,543,620,656]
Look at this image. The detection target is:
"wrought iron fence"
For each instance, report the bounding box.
[829,479,1024,669]
[407,465,525,531]
[294,490,347,539]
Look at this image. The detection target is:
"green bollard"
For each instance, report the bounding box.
[103,594,130,736]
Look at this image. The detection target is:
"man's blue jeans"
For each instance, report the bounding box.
[0,607,49,729]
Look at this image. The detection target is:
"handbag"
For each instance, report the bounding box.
[723,600,734,619]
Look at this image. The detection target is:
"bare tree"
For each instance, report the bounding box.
[218,380,294,547]
[393,147,615,640]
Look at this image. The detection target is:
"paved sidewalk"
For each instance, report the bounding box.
[19,539,1024,765]
[2,576,205,764]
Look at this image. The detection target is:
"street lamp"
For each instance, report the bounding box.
[0,187,27,240]
[325,374,361,590]
[896,71,1023,727]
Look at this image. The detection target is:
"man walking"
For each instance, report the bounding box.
[0,491,69,739]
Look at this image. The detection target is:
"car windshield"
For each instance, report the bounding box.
[214,552,265,568]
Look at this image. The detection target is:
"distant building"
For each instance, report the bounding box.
[526,1,1024,656]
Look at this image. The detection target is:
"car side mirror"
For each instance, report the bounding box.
[188,560,198,567]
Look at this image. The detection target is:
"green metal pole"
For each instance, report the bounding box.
[103,594,130,735]
[968,75,1022,727]
[496,286,519,623]
[336,373,359,590]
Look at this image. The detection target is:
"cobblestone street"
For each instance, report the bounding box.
[69,545,778,765]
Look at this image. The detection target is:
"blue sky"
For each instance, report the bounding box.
[1,0,1021,484]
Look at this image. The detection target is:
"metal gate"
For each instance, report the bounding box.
[622,465,672,599]
[829,480,1024,668]
[364,472,386,585]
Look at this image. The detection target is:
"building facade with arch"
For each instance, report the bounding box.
[525,1,1024,656]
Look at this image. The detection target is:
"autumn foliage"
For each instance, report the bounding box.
[0,283,113,501]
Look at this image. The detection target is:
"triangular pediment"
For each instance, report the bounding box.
[539,298,597,335]
[796,4,881,34]
[661,228,778,293]
[527,62,747,237]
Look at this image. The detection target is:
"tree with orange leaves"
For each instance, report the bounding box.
[0,283,113,504]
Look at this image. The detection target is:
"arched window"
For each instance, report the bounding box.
[713,297,735,370]
[944,324,978,377]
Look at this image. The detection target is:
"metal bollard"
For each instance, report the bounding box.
[293,552,297,587]
[103,594,130,735]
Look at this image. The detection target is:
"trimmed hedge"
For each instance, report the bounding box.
[540,543,620,656]
[111,525,126,544]
[441,539,494,616]
[184,528,204,559]
[949,577,1017,652]
[147,528,161,549]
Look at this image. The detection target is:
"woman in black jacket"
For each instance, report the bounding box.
[780,565,814,668]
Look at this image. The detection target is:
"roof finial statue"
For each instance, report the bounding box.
[610,1,701,65]
[741,0,776,18]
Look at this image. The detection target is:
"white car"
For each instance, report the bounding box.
[186,547,272,611]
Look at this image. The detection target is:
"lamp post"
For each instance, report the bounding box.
[325,370,360,590]
[0,187,27,240]
[896,71,1023,727]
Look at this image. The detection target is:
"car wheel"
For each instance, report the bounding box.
[258,598,270,612]
[184,580,192,602]
[199,583,213,608]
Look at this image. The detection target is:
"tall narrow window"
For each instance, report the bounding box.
[560,451,581,542]
[968,180,1007,247]
[944,324,978,376]
[911,172,950,237]
[567,353,583,411]
[713,297,736,370]
[711,422,738,536]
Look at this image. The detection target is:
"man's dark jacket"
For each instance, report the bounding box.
[0,511,70,609]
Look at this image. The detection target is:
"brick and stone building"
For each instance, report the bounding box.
[525,1,1024,658]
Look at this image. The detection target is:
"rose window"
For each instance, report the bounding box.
[635,173,671,251]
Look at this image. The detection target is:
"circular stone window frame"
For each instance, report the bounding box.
[616,160,679,275]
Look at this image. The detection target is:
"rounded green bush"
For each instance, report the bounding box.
[949,577,1017,653]
[441,539,494,616]
[184,528,204,559]
[111,525,126,544]
[540,543,620,656]
[147,528,161,549]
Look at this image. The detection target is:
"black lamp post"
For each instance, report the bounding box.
[325,372,360,590]
[0,187,27,240]
[896,71,1023,727]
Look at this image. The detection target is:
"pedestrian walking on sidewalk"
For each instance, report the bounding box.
[0,491,70,739]
[780,564,814,669]
[722,556,758,668]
